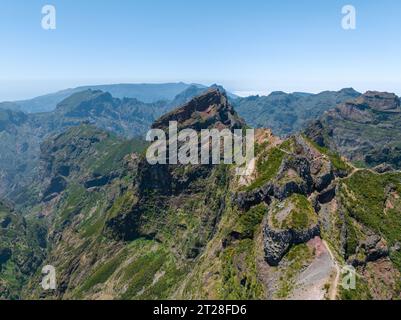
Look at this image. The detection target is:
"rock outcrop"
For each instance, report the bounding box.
[233,136,338,266]
[348,235,390,267]
[152,88,245,131]
[264,224,320,266]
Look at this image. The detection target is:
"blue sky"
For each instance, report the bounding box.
[0,0,400,100]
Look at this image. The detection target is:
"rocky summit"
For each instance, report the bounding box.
[152,88,245,131]
[0,87,401,300]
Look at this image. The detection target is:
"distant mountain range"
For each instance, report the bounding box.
[233,88,361,136]
[306,91,401,169]
[0,84,370,204]
[0,83,209,113]
[0,89,166,203]
[1,82,361,138]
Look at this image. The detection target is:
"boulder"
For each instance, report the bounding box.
[263,224,320,266]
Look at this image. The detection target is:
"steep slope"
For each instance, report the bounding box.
[0,200,46,299]
[21,124,149,298]
[305,91,401,169]
[233,88,361,136]
[0,108,35,197]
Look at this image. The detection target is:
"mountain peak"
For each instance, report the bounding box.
[268,91,287,97]
[56,89,114,113]
[152,88,245,131]
[356,91,400,111]
[306,90,401,169]
[338,87,360,96]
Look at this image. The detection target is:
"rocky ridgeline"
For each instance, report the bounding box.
[233,88,361,137]
[306,91,401,169]
[152,88,244,131]
[234,130,397,269]
[234,135,336,266]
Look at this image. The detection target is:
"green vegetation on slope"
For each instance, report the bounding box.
[271,194,317,231]
[234,204,266,239]
[340,170,401,269]
[245,147,286,191]
[220,239,264,300]
[0,201,45,299]
[276,244,314,299]
[303,135,351,173]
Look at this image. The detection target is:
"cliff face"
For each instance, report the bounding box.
[306,91,401,169]
[153,88,245,131]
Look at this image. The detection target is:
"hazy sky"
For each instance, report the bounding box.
[1,0,400,100]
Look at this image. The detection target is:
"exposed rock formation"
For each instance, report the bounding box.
[264,223,320,266]
[305,91,401,169]
[348,235,390,267]
[152,88,245,131]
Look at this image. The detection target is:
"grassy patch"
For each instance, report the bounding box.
[303,135,351,172]
[138,260,188,300]
[244,147,285,191]
[92,139,148,176]
[272,194,317,231]
[234,203,266,239]
[106,191,137,220]
[79,249,127,294]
